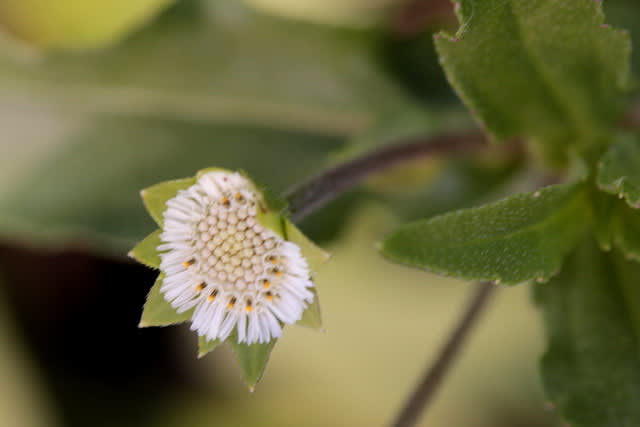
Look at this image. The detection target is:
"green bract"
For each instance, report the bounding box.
[129,167,329,389]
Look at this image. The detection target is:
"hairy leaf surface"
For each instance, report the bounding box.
[380,182,591,284]
[435,0,630,161]
[536,241,640,427]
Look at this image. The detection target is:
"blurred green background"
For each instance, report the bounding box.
[0,0,638,426]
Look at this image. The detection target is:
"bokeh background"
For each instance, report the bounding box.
[0,1,638,426]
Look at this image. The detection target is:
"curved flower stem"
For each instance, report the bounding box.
[284,132,507,427]
[389,281,496,427]
[285,131,488,223]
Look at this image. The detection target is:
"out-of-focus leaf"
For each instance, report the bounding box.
[605,0,640,73]
[591,189,618,251]
[382,29,458,105]
[597,133,640,208]
[535,241,640,427]
[610,205,640,261]
[0,0,175,50]
[343,109,438,157]
[0,116,344,251]
[434,0,631,163]
[296,191,364,245]
[342,108,520,220]
[197,336,220,359]
[229,338,277,390]
[341,109,445,193]
[380,182,591,285]
[242,0,400,28]
[128,229,162,269]
[139,274,192,327]
[0,0,418,135]
[592,191,640,261]
[0,277,55,427]
[379,150,524,222]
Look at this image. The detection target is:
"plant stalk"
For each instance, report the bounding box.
[285,131,488,223]
[284,132,504,427]
[389,281,496,427]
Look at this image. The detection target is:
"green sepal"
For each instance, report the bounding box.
[284,219,331,272]
[256,210,285,239]
[297,288,323,331]
[229,337,278,391]
[128,229,162,269]
[284,219,329,330]
[141,177,196,226]
[139,274,193,327]
[597,133,640,209]
[197,336,221,359]
[380,181,591,285]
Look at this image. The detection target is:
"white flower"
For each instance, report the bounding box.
[156,171,314,344]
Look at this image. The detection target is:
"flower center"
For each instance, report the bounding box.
[189,194,278,293]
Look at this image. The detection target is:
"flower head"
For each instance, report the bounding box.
[131,167,327,386]
[156,170,314,344]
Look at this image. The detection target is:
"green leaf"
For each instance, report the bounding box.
[128,229,162,268]
[380,182,591,285]
[592,191,640,261]
[0,115,343,252]
[609,206,640,261]
[197,336,220,359]
[139,274,192,327]
[434,0,631,162]
[591,189,618,252]
[597,133,640,208]
[605,0,640,75]
[535,240,640,427]
[229,338,277,391]
[142,179,195,226]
